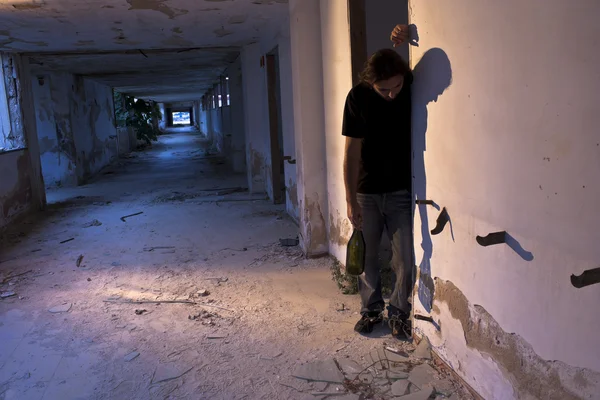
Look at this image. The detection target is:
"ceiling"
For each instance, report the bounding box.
[2,0,289,102]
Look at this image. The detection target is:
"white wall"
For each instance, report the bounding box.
[319,0,354,260]
[241,42,269,194]
[240,16,296,207]
[228,57,247,174]
[409,1,600,398]
[288,0,328,255]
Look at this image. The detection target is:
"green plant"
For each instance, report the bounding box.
[330,259,359,295]
[114,92,162,145]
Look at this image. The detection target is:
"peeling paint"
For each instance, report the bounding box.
[250,147,264,178]
[287,179,297,207]
[302,194,327,256]
[0,151,32,228]
[2,54,26,150]
[434,279,600,399]
[328,206,351,246]
[126,0,189,19]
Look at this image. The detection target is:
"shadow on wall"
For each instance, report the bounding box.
[412,47,453,313]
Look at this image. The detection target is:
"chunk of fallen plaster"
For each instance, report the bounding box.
[385,348,410,363]
[49,303,72,313]
[1,291,16,298]
[124,351,140,362]
[391,379,410,396]
[396,384,435,399]
[413,336,432,360]
[386,368,409,380]
[337,358,363,380]
[408,363,438,389]
[292,359,345,384]
[432,379,456,396]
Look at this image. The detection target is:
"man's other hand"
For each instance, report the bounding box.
[390,24,409,47]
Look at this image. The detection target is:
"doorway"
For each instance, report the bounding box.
[266,47,285,205]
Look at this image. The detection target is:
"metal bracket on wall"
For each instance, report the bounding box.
[430,207,449,236]
[476,231,507,247]
[415,200,435,206]
[283,156,296,164]
[571,267,600,289]
[414,314,440,331]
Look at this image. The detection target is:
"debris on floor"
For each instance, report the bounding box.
[120,211,143,222]
[83,219,102,227]
[134,309,148,315]
[188,310,219,325]
[279,237,299,247]
[76,254,84,267]
[288,344,466,400]
[413,336,433,360]
[124,351,140,362]
[0,291,16,298]
[48,303,72,313]
[197,289,210,297]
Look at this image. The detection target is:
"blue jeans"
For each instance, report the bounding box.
[356,190,413,316]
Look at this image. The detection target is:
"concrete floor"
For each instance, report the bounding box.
[0,133,474,400]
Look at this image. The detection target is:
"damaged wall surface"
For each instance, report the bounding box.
[31,72,118,186]
[409,0,600,398]
[0,150,32,229]
[320,0,354,259]
[0,54,44,230]
[241,16,295,207]
[288,0,328,255]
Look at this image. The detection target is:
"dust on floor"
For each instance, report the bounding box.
[0,133,475,399]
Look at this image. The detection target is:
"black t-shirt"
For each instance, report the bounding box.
[341,79,412,194]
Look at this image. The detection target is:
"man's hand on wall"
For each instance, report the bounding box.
[390,24,409,47]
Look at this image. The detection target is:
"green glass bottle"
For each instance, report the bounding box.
[346,229,366,276]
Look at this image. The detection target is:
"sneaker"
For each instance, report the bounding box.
[354,311,383,334]
[388,311,412,338]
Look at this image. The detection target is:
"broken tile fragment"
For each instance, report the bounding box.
[385,348,410,363]
[1,291,16,298]
[311,381,328,391]
[370,348,389,369]
[292,359,345,384]
[413,336,432,360]
[432,378,456,396]
[408,363,438,389]
[391,378,410,396]
[397,384,435,399]
[49,303,72,313]
[124,351,140,362]
[337,358,363,380]
[387,368,409,380]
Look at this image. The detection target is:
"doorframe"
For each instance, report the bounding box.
[266,48,285,204]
